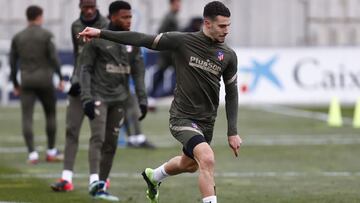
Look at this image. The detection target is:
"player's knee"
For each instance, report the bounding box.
[65,130,79,142]
[199,153,215,170]
[66,123,77,133]
[103,147,116,154]
[90,136,105,148]
[103,142,118,154]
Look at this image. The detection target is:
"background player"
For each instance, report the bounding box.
[9,5,65,164]
[51,0,108,192]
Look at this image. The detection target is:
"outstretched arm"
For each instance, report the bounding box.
[78,27,181,51]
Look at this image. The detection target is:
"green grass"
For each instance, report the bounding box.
[299,106,355,118]
[0,104,359,202]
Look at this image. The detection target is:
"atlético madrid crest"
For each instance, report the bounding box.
[191,122,199,129]
[217,51,224,61]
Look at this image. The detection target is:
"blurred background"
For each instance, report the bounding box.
[0,0,359,106]
[2,0,360,48]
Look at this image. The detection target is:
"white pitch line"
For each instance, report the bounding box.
[255,104,353,125]
[1,172,360,179]
[1,135,360,153]
[0,202,30,203]
[242,136,360,146]
[0,112,66,121]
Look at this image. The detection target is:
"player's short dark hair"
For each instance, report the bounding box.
[109,1,131,16]
[169,0,180,4]
[203,1,230,20]
[26,5,43,21]
[79,0,96,7]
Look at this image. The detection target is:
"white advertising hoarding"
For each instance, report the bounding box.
[219,48,360,105]
[1,46,359,106]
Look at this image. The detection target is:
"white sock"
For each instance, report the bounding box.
[28,151,39,160]
[202,195,217,203]
[89,174,99,185]
[62,170,73,183]
[135,134,146,143]
[148,97,156,107]
[128,135,138,144]
[129,134,146,144]
[47,148,57,156]
[153,163,169,182]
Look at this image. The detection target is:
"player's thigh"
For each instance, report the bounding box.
[20,88,37,114]
[66,96,85,130]
[37,87,56,115]
[89,102,108,141]
[200,122,215,144]
[105,102,125,140]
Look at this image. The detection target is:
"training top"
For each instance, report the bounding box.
[99,30,238,136]
[71,11,108,84]
[80,30,147,106]
[9,25,62,88]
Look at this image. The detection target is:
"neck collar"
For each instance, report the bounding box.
[80,10,100,26]
[108,22,125,31]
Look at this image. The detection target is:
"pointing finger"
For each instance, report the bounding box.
[233,147,238,157]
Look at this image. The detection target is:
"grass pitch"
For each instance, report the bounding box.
[0,104,359,203]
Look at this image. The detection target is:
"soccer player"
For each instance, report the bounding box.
[51,0,108,192]
[80,1,148,201]
[183,17,203,32]
[148,0,181,110]
[9,5,65,164]
[125,81,156,149]
[158,0,181,34]
[79,1,241,203]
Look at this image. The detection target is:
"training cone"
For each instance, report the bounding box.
[327,97,343,127]
[353,98,360,128]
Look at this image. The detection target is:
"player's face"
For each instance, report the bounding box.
[206,16,230,43]
[171,0,181,13]
[111,9,132,31]
[80,5,97,21]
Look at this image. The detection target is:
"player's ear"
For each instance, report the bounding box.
[203,17,212,29]
[109,12,117,22]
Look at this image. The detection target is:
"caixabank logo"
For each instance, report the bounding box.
[239,56,283,93]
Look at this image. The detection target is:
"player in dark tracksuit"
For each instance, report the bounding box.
[80,1,148,201]
[124,61,156,149]
[150,0,181,100]
[51,0,108,192]
[9,5,64,164]
[79,2,242,203]
[156,0,180,72]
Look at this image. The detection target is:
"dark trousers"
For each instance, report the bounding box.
[88,101,124,181]
[20,86,57,153]
[63,95,85,171]
[124,94,142,136]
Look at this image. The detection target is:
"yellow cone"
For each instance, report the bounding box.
[353,98,360,128]
[327,97,342,127]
